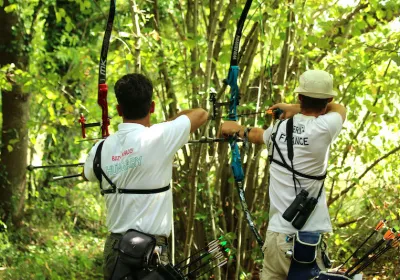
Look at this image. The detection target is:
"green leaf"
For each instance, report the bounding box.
[392,53,400,66]
[65,17,73,32]
[58,188,67,197]
[194,213,207,221]
[46,90,57,100]
[4,4,17,13]
[56,8,66,23]
[376,10,385,20]
[83,0,91,9]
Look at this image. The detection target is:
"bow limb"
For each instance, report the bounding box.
[98,0,116,138]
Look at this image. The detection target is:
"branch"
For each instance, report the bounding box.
[168,11,187,41]
[329,144,400,206]
[276,0,295,88]
[336,216,367,228]
[315,2,400,63]
[152,0,177,117]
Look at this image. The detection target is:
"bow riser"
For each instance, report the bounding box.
[98,83,110,138]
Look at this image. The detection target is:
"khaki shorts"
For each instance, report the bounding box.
[261,231,326,280]
[103,232,169,280]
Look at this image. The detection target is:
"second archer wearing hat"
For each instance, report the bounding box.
[221,70,347,280]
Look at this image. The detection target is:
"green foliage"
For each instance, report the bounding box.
[1,0,400,278]
[1,229,103,279]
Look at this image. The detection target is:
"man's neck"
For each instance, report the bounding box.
[300,109,324,117]
[123,117,151,127]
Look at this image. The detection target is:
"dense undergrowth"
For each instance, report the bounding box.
[0,182,106,280]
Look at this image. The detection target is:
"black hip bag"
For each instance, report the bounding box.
[116,229,157,269]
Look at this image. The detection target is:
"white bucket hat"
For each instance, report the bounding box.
[294,70,337,99]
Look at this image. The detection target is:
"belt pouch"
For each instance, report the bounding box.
[118,229,157,269]
[293,231,321,263]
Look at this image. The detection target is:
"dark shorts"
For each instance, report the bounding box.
[103,232,170,280]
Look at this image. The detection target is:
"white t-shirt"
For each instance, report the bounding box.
[84,116,191,236]
[263,112,343,234]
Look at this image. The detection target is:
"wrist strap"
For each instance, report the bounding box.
[243,127,252,149]
[244,127,252,138]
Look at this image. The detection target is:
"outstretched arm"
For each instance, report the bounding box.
[220,121,265,145]
[326,103,346,123]
[169,108,209,133]
[269,103,300,119]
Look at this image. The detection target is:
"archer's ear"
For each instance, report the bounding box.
[328,98,333,103]
[116,104,123,116]
[149,101,155,113]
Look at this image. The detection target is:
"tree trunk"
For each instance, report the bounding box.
[0,1,30,226]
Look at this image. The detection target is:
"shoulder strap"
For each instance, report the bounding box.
[93,140,171,195]
[268,120,284,164]
[93,140,105,182]
[270,116,327,200]
[93,140,117,195]
[270,118,327,181]
[286,117,294,162]
[270,120,289,166]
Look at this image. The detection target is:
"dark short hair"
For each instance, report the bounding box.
[114,74,153,120]
[299,94,329,112]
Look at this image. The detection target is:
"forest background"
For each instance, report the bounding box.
[0,0,399,279]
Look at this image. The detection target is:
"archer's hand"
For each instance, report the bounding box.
[220,121,242,137]
[269,103,300,119]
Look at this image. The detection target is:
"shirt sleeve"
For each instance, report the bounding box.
[160,115,191,157]
[84,141,102,182]
[316,112,343,141]
[263,126,273,145]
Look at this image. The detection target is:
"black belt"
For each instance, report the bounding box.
[111,232,168,245]
[102,184,171,195]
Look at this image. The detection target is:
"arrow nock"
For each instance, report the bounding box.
[375,219,386,231]
[383,228,397,240]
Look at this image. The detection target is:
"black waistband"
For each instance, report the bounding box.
[102,184,171,195]
[270,159,327,181]
[110,232,168,245]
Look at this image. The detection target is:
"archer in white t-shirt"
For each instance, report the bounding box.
[83,73,208,279]
[220,70,346,280]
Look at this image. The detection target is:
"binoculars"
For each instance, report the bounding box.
[282,189,318,230]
